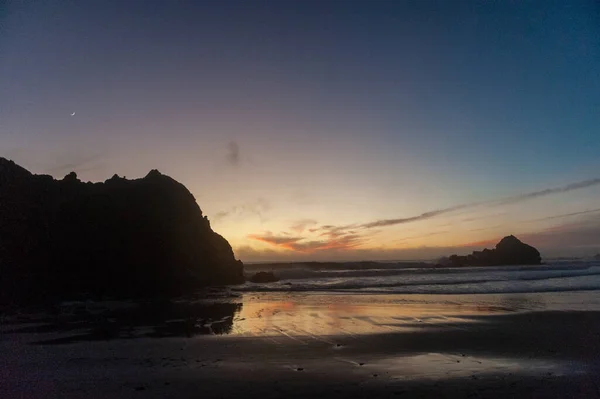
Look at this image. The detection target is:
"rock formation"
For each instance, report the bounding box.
[249,271,279,283]
[0,158,244,305]
[446,235,541,267]
[594,254,600,261]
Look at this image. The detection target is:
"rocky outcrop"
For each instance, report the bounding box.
[249,271,279,283]
[446,235,541,267]
[0,158,244,305]
[594,254,600,261]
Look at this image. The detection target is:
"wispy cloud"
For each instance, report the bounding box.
[240,217,600,261]
[292,234,364,252]
[247,233,304,248]
[241,215,600,261]
[361,204,474,228]
[290,219,318,234]
[525,208,600,223]
[242,177,600,260]
[317,224,359,238]
[248,229,366,253]
[236,242,494,262]
[494,178,600,206]
[213,198,270,222]
[517,216,600,257]
[361,177,600,229]
[225,141,240,166]
[233,245,285,262]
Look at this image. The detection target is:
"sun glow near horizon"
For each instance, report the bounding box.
[2,0,599,262]
[216,181,600,262]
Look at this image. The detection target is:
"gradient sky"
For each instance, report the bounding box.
[2,1,599,261]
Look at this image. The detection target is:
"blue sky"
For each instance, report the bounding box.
[1,1,599,260]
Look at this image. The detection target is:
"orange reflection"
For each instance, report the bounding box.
[229,293,511,337]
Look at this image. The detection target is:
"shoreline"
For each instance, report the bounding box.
[3,291,600,398]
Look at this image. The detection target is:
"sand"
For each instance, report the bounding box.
[2,291,600,398]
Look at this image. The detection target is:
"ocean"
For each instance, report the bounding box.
[240,260,600,295]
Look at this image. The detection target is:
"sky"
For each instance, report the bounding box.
[1,0,599,261]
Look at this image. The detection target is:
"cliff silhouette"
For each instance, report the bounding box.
[444,235,542,267]
[0,158,244,305]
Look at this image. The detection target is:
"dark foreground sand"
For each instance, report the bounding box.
[2,292,600,398]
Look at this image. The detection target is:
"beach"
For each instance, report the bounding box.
[3,0,600,396]
[3,289,600,398]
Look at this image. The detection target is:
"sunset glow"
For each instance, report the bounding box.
[2,1,599,261]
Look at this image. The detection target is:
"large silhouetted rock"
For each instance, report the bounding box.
[594,254,600,261]
[0,158,244,305]
[446,235,541,267]
[249,271,279,283]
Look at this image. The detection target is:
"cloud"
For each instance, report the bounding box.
[361,204,473,229]
[434,212,507,227]
[240,178,600,261]
[213,198,271,222]
[234,245,286,263]
[215,211,230,219]
[525,208,600,223]
[247,229,366,253]
[247,233,304,248]
[444,216,600,257]
[289,219,318,234]
[239,217,600,262]
[361,177,600,229]
[240,214,600,262]
[292,234,364,252]
[494,178,600,206]
[317,224,359,239]
[235,243,491,262]
[517,217,600,257]
[225,141,240,166]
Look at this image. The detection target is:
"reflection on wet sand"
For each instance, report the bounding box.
[369,353,582,381]
[3,292,600,398]
[230,293,549,337]
[7,290,600,345]
[4,301,242,344]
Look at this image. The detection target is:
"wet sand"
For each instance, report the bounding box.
[2,291,600,398]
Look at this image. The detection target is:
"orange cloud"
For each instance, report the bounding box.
[289,219,318,233]
[238,214,600,262]
[247,228,365,253]
[246,233,304,251]
[235,243,489,263]
[291,234,364,252]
